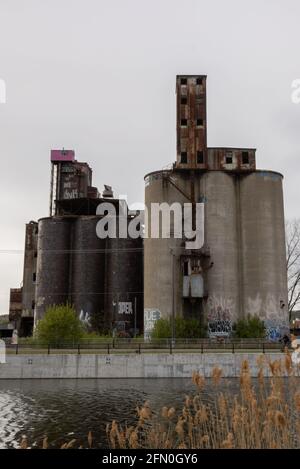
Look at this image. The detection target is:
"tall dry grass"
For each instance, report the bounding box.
[105,352,300,449]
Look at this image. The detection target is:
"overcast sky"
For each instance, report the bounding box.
[0,0,299,314]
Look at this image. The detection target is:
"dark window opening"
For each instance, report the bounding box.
[196,78,203,85]
[34,251,37,258]
[180,152,188,164]
[196,118,203,127]
[32,300,35,310]
[183,261,189,276]
[181,118,187,127]
[32,273,36,283]
[225,153,233,164]
[181,78,187,85]
[181,97,187,105]
[242,151,249,164]
[197,151,204,164]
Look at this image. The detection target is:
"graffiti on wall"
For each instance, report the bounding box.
[206,296,234,338]
[144,308,161,341]
[63,188,79,199]
[247,293,288,318]
[247,294,289,342]
[79,310,91,328]
[264,316,289,342]
[118,302,133,315]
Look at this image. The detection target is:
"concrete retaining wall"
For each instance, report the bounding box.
[0,353,288,379]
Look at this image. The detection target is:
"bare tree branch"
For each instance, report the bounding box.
[286,219,300,318]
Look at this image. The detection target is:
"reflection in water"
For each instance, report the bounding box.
[0,378,239,449]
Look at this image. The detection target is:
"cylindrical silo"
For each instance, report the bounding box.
[144,170,187,323]
[105,231,143,335]
[35,217,72,323]
[71,216,106,325]
[144,169,240,337]
[240,170,289,336]
[202,171,240,335]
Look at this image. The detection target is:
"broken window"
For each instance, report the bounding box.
[196,77,203,85]
[32,273,36,283]
[181,118,187,127]
[225,152,233,164]
[181,97,187,105]
[180,152,188,164]
[196,118,203,127]
[197,151,204,164]
[181,78,187,85]
[32,300,35,310]
[242,151,249,164]
[183,260,189,276]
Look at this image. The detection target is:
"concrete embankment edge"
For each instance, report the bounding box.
[0,353,289,379]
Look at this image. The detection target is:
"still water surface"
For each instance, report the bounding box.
[0,378,240,448]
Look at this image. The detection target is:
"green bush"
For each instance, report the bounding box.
[151,316,206,339]
[81,331,112,339]
[35,304,83,345]
[234,314,266,338]
[151,318,171,339]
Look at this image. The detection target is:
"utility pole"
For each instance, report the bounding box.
[134,296,137,338]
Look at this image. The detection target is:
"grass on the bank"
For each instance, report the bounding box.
[18,351,300,449]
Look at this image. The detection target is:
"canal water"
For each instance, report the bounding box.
[0,378,240,449]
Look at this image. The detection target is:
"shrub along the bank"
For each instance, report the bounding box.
[233,314,266,338]
[35,304,83,345]
[151,316,206,339]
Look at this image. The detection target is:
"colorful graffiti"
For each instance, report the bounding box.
[206,297,233,338]
[264,316,289,342]
[246,294,289,342]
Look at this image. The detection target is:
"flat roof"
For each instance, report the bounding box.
[176,74,207,78]
[144,169,284,180]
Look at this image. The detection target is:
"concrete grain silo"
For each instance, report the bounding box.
[239,171,288,338]
[144,75,288,340]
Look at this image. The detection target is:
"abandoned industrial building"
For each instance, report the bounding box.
[9,150,143,337]
[144,75,289,340]
[9,75,289,340]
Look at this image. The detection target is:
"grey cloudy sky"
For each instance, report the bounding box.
[0,0,299,314]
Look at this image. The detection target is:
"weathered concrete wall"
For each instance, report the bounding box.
[0,353,290,379]
[144,169,289,337]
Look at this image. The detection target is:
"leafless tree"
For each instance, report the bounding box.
[286,219,300,318]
